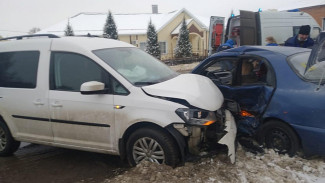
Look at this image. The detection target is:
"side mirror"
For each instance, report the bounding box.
[80,81,107,95]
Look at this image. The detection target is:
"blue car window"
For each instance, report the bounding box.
[288,52,311,77]
[241,59,269,85]
[287,51,325,82]
[203,59,237,85]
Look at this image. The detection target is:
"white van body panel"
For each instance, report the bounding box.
[0,37,236,163]
[220,11,321,48]
[142,74,224,111]
[259,11,320,45]
[0,39,53,142]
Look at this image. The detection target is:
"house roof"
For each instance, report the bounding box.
[38,8,209,36]
[171,19,193,35]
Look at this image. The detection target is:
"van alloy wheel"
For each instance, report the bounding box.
[0,126,7,151]
[126,127,179,167]
[132,137,165,164]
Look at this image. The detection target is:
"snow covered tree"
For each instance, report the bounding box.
[29,27,41,34]
[174,18,192,58]
[103,11,118,39]
[146,20,160,59]
[64,19,74,36]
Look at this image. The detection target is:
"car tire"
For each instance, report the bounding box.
[0,121,20,156]
[126,127,179,167]
[259,120,300,156]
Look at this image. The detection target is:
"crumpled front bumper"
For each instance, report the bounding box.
[172,109,237,164]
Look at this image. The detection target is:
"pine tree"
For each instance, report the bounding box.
[146,20,160,59]
[29,27,41,34]
[174,18,192,58]
[103,11,118,40]
[64,19,74,36]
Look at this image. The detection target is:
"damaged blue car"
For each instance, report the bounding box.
[192,32,325,156]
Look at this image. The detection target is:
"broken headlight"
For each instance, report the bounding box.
[176,108,217,126]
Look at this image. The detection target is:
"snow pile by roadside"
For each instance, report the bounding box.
[169,62,200,73]
[105,146,325,183]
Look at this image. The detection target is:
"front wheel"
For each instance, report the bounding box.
[0,121,20,156]
[259,120,300,156]
[126,127,179,167]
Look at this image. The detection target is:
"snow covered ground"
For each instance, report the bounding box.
[104,62,325,183]
[105,146,325,183]
[169,62,200,73]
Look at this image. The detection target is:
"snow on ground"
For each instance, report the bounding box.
[105,147,325,183]
[169,62,200,73]
[104,62,325,183]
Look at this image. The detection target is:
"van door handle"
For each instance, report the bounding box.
[33,99,44,106]
[51,101,62,107]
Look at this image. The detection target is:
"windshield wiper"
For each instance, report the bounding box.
[134,81,158,86]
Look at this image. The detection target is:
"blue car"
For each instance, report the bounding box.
[192,32,325,156]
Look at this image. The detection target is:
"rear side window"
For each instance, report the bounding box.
[0,51,39,88]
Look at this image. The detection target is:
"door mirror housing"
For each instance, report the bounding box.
[80,81,107,95]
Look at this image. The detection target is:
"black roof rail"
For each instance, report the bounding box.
[0,34,60,41]
[73,33,100,38]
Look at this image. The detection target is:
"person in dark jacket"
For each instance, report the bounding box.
[284,25,314,48]
[217,39,235,52]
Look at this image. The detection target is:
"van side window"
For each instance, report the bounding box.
[112,79,129,95]
[50,52,111,92]
[0,51,39,88]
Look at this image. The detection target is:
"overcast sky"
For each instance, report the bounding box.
[0,0,324,37]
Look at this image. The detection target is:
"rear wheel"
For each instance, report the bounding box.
[259,120,300,156]
[126,127,179,167]
[0,121,20,156]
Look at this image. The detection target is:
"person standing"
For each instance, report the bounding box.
[284,25,314,48]
[217,39,235,52]
[265,36,278,46]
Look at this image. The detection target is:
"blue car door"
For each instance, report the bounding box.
[196,56,275,135]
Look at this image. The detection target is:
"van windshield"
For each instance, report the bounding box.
[93,48,178,86]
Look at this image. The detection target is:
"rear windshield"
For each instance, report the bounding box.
[288,51,325,83]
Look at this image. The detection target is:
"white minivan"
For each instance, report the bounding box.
[0,35,236,166]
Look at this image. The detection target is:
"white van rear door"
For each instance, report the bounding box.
[240,10,258,45]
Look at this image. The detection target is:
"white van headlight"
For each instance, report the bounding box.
[176,108,217,126]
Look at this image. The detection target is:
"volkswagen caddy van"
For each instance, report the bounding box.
[0,35,236,166]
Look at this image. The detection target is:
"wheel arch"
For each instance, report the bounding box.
[0,115,8,127]
[118,122,186,164]
[260,117,303,149]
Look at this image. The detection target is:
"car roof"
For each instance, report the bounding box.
[218,45,311,57]
[0,36,134,52]
[53,37,134,51]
